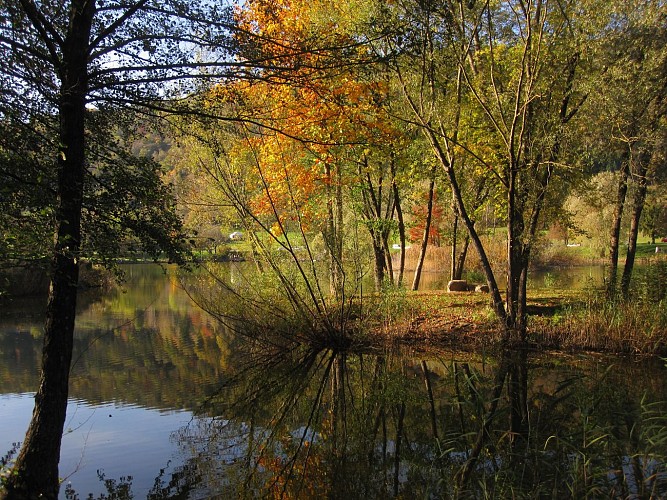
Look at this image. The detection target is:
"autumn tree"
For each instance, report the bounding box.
[356,145,405,289]
[0,0,297,496]
[209,0,406,295]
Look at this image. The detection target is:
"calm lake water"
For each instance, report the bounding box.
[1,264,666,498]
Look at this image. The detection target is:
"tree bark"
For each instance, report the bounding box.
[608,158,630,297]
[433,136,506,322]
[506,162,525,334]
[454,233,470,281]
[2,1,94,497]
[411,166,436,291]
[390,157,406,286]
[371,234,386,288]
[451,210,472,281]
[621,154,650,297]
[360,159,393,290]
[450,199,458,281]
[325,163,344,299]
[382,234,394,285]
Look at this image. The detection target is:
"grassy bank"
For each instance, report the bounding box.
[367,245,667,356]
[370,286,667,357]
[530,297,667,355]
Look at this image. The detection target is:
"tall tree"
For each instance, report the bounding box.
[605,1,667,298]
[375,0,591,337]
[0,0,256,496]
[358,151,397,289]
[409,165,439,291]
[216,0,404,296]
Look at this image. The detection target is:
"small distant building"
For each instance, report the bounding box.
[229,231,244,241]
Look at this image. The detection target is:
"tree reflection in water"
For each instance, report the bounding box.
[7,265,664,498]
[137,345,667,499]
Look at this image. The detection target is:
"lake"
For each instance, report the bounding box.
[1,264,666,498]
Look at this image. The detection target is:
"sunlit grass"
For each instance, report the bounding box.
[374,284,667,356]
[530,298,667,355]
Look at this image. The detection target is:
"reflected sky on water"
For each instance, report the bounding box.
[1,395,192,498]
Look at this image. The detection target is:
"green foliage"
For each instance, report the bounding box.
[543,272,558,289]
[0,112,190,277]
[0,442,20,491]
[0,119,57,266]
[374,280,408,330]
[641,190,667,244]
[83,141,190,267]
[631,259,667,304]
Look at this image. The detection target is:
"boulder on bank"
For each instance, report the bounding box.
[447,280,468,292]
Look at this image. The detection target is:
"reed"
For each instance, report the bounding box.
[530,297,667,355]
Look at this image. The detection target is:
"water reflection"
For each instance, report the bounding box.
[2,264,666,498]
[1,265,240,408]
[159,346,667,498]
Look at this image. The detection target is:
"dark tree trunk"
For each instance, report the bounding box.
[453,179,487,281]
[608,159,630,297]
[517,259,530,334]
[360,158,394,290]
[454,234,470,281]
[451,206,472,281]
[335,166,344,292]
[325,163,344,298]
[450,201,458,281]
[621,156,650,298]
[2,1,94,497]
[371,235,386,289]
[508,157,550,340]
[411,166,436,291]
[506,164,525,336]
[382,234,394,285]
[438,144,506,322]
[391,158,406,286]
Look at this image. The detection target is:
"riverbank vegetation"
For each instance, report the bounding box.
[2,0,665,344]
[180,253,667,358]
[164,0,666,351]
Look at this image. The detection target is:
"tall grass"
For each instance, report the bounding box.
[397,236,506,281]
[530,261,667,355]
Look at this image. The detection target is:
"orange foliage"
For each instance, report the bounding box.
[207,0,400,227]
[256,433,330,499]
[409,189,447,247]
